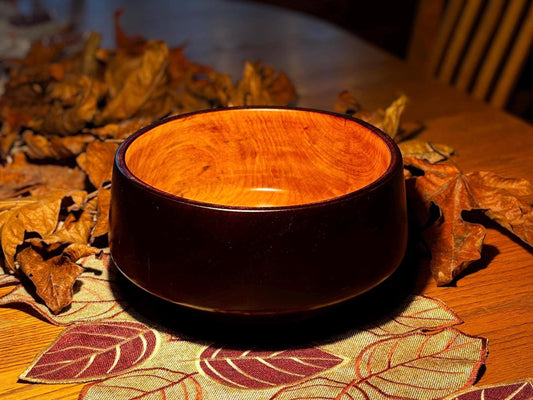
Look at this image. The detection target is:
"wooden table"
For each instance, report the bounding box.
[1,1,532,398]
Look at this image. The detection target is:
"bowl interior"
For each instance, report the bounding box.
[125,108,392,207]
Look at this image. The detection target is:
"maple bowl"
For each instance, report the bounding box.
[110,107,407,316]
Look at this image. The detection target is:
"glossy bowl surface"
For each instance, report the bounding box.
[110,107,408,315]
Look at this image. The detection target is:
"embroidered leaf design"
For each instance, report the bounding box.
[353,329,487,399]
[271,377,367,400]
[79,368,202,400]
[445,379,533,400]
[0,271,20,286]
[198,346,344,389]
[364,295,462,336]
[0,252,130,325]
[20,321,158,383]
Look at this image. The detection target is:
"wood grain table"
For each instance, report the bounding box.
[1,1,532,398]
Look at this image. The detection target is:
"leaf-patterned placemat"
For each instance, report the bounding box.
[0,251,493,399]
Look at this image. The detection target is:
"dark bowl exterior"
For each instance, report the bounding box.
[109,108,408,315]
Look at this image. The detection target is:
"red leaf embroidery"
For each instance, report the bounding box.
[447,380,533,400]
[79,368,201,400]
[198,346,344,389]
[20,321,158,383]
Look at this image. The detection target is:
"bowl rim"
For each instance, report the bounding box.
[114,106,403,212]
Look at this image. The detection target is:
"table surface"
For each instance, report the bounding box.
[1,1,532,398]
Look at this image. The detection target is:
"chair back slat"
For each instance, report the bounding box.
[472,0,528,101]
[409,0,533,108]
[491,1,533,107]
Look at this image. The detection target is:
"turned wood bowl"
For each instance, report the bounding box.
[110,107,408,316]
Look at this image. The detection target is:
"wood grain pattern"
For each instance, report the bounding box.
[1,0,533,398]
[125,109,391,207]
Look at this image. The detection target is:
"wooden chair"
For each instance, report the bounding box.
[408,0,533,108]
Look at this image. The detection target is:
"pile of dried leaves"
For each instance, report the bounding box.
[0,12,297,314]
[335,91,533,286]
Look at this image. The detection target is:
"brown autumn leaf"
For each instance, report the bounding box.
[0,190,88,272]
[91,187,111,242]
[0,153,86,199]
[23,130,94,159]
[29,75,107,137]
[0,251,131,324]
[17,246,85,314]
[399,140,454,164]
[98,40,169,123]
[86,117,151,140]
[28,196,97,248]
[77,141,119,188]
[405,156,533,285]
[334,91,407,138]
[230,61,297,106]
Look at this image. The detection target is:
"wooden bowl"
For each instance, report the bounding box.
[110,107,407,316]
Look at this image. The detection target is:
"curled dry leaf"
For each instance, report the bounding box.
[230,61,298,106]
[334,91,408,138]
[17,246,85,314]
[91,187,111,241]
[0,252,131,325]
[0,153,86,199]
[405,156,533,285]
[76,141,119,188]
[98,40,169,123]
[399,140,454,164]
[23,130,95,159]
[1,193,66,271]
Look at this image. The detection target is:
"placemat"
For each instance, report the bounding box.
[0,251,493,400]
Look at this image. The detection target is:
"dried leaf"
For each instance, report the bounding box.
[31,75,106,136]
[23,130,94,159]
[77,141,119,188]
[230,61,297,106]
[374,94,407,138]
[29,197,97,248]
[198,346,344,389]
[81,31,102,77]
[17,247,84,314]
[334,92,407,138]
[99,41,169,123]
[1,194,64,271]
[0,252,130,325]
[79,369,202,400]
[333,90,362,115]
[87,117,151,140]
[20,321,158,383]
[467,171,533,245]
[399,140,454,164]
[405,157,533,285]
[91,187,111,241]
[0,153,86,199]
